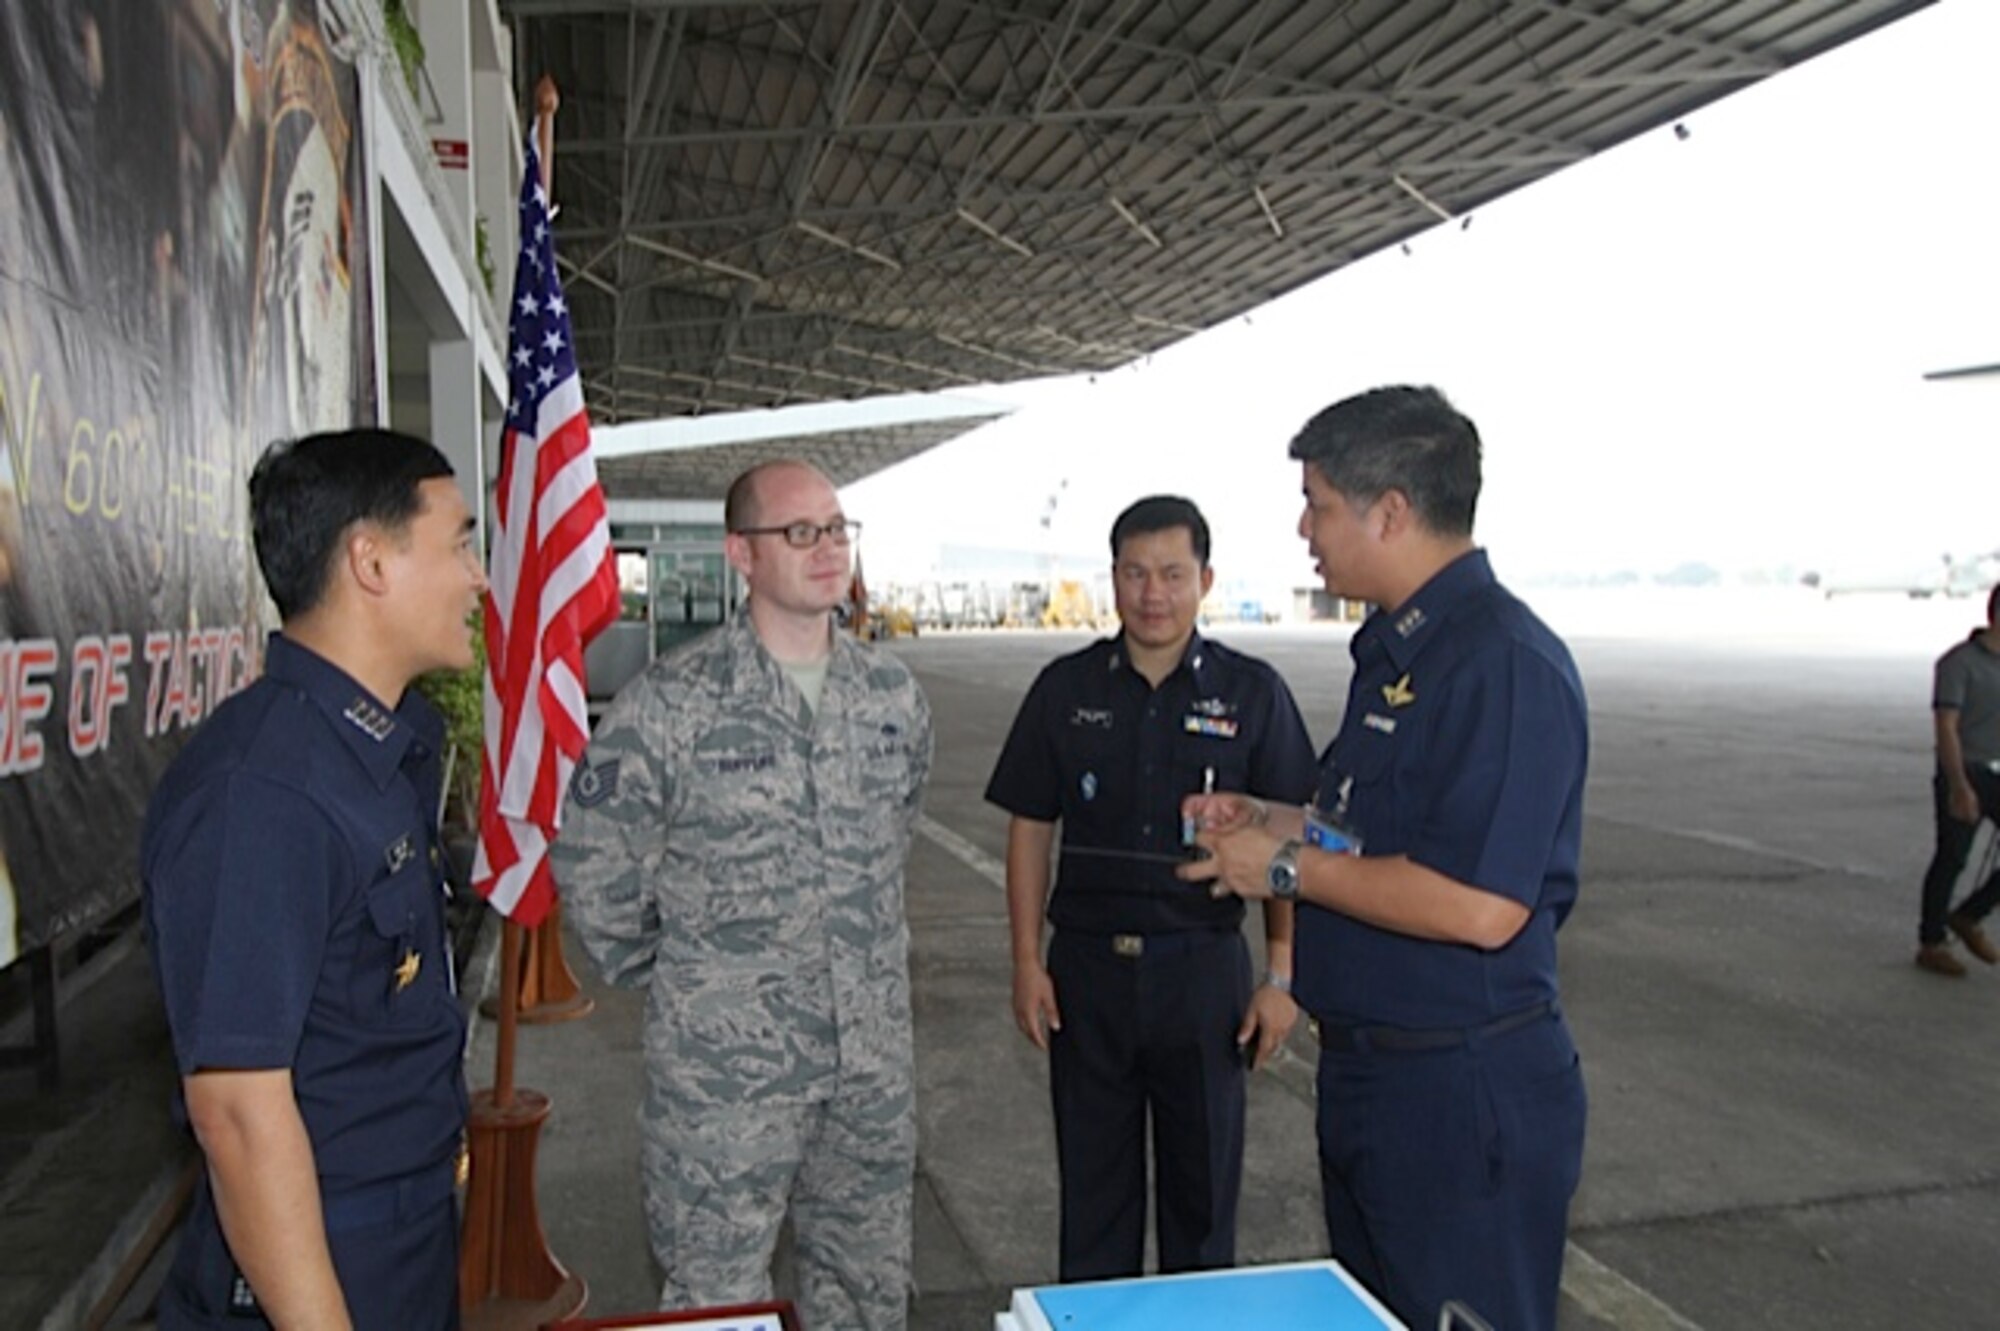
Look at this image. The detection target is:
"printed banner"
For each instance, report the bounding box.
[0,0,375,965]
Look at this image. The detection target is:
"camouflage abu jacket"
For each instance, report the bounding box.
[551,614,933,1107]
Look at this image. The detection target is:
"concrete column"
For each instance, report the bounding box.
[473,59,520,307]
[429,336,486,545]
[415,0,475,239]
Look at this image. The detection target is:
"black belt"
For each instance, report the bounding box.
[1059,928,1234,960]
[1313,1000,1557,1053]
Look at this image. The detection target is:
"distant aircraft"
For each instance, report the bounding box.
[1802,551,2000,599]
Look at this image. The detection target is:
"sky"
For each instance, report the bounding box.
[845,0,2000,601]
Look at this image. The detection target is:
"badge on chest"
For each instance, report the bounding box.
[1183,696,1239,738]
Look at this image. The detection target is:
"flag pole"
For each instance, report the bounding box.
[460,73,586,1330]
[479,910,595,1024]
[494,922,519,1106]
[480,71,594,1032]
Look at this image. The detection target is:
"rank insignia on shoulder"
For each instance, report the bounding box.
[394,949,422,992]
[1381,673,1416,707]
[342,696,396,741]
[1394,605,1427,638]
[384,833,416,874]
[571,757,620,807]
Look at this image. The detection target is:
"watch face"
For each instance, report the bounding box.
[1267,844,1300,899]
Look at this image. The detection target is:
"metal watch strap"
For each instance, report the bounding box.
[1267,838,1303,899]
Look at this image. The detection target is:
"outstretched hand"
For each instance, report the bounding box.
[1178,817,1283,900]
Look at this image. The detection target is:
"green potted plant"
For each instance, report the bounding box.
[413,616,485,957]
[413,613,483,837]
[476,214,497,296]
[382,0,426,101]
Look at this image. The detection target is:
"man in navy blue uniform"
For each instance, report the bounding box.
[143,429,486,1329]
[986,495,1317,1281]
[1184,387,1589,1330]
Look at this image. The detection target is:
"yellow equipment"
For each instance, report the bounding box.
[1041,579,1098,629]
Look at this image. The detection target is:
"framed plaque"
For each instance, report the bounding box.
[544,1301,801,1331]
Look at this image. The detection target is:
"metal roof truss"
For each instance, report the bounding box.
[499,0,1932,423]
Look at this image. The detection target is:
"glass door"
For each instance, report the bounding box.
[652,548,732,656]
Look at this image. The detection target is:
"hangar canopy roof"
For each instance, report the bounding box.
[502,0,1929,424]
[592,391,1012,497]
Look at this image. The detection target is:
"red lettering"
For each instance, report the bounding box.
[204,627,231,718]
[68,634,132,758]
[143,630,173,738]
[222,627,248,699]
[70,638,104,754]
[0,639,58,775]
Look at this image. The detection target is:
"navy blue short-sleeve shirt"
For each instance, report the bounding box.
[1295,551,1588,1028]
[986,632,1318,934]
[142,634,468,1193]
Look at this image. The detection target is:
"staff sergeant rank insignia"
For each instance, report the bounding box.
[571,758,620,807]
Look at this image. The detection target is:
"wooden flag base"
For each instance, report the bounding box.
[460,1086,588,1326]
[479,900,595,1025]
[462,1275,589,1331]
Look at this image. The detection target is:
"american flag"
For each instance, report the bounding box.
[472,138,619,926]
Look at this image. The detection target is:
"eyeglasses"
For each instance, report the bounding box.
[732,519,862,549]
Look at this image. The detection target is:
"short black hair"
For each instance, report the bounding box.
[249,428,455,620]
[1288,385,1481,537]
[1110,495,1210,567]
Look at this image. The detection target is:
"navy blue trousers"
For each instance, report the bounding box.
[1046,927,1250,1281]
[158,1171,459,1330]
[1316,1009,1586,1331]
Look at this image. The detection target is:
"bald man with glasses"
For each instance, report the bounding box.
[553,459,933,1329]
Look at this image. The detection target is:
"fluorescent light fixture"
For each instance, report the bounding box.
[796,220,904,271]
[955,207,1037,259]
[1252,184,1285,239]
[626,233,764,284]
[1391,173,1454,223]
[1108,195,1164,249]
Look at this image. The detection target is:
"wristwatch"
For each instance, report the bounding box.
[1266,839,1303,900]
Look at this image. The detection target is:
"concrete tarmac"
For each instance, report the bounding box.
[9,590,2000,1329]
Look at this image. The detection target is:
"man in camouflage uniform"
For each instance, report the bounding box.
[552,459,932,1330]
